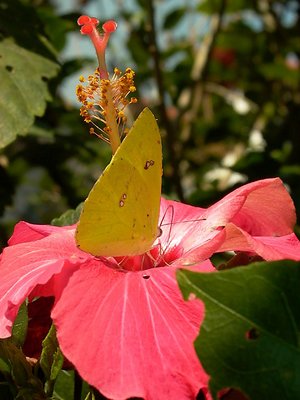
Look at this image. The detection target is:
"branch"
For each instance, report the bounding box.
[178,0,226,141]
[146,0,184,200]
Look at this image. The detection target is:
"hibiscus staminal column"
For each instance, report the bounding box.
[77,15,137,154]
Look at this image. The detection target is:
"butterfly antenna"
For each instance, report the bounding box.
[151,205,175,267]
[154,210,208,267]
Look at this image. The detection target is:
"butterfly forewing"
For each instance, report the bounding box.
[75,108,162,257]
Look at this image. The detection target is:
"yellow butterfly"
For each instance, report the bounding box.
[75,108,162,257]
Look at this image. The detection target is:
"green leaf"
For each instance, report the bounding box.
[198,0,254,14]
[0,339,46,398]
[53,370,74,400]
[163,8,185,30]
[53,368,92,400]
[51,203,83,226]
[177,260,300,400]
[11,302,28,347]
[50,348,64,382]
[0,38,59,148]
[0,355,11,374]
[40,325,64,383]
[280,165,300,177]
[40,326,64,398]
[83,392,96,400]
[40,325,64,397]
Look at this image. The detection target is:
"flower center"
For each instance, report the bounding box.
[76,15,137,154]
[114,243,183,272]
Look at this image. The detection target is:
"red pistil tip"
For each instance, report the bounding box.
[102,20,117,33]
[77,15,99,27]
[80,24,93,35]
[77,15,117,44]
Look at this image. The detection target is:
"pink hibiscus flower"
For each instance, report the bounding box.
[0,177,299,400]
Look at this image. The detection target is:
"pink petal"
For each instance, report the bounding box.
[157,197,244,264]
[52,260,214,400]
[157,179,296,266]
[0,230,88,338]
[219,223,300,260]
[257,234,300,260]
[226,178,296,235]
[8,221,74,245]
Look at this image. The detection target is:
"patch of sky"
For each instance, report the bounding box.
[273,1,299,27]
[242,1,299,32]
[242,10,264,32]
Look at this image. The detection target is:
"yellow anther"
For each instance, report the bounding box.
[114,67,121,75]
[77,66,137,143]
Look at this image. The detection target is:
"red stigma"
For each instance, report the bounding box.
[103,20,117,33]
[77,15,118,80]
[80,24,94,35]
[78,15,91,26]
[77,15,116,39]
[90,17,99,25]
[78,15,99,26]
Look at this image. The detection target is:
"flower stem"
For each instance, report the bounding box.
[101,85,121,154]
[78,16,121,154]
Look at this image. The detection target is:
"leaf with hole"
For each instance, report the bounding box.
[0,38,59,148]
[177,260,300,400]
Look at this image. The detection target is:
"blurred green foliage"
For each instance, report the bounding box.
[0,0,299,250]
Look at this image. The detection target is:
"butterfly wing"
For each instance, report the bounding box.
[75,108,162,257]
